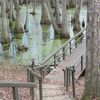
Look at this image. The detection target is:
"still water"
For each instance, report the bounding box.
[0,5,87,65]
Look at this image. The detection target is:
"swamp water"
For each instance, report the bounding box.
[0,5,87,65]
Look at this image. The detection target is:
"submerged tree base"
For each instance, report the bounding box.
[40,20,51,25]
[60,33,70,39]
[67,3,76,9]
[2,43,10,50]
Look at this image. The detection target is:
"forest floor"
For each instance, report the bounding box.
[0,63,85,100]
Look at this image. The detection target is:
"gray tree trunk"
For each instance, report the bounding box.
[13,0,24,34]
[50,0,55,8]
[46,0,61,35]
[82,0,100,99]
[31,0,36,15]
[1,0,10,44]
[61,0,70,38]
[55,0,62,27]
[72,0,83,32]
[40,0,51,25]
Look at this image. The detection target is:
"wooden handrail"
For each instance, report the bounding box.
[0,81,36,88]
[27,67,42,79]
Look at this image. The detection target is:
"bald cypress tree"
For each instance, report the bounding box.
[82,0,100,99]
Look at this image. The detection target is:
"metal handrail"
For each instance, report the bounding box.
[0,81,36,88]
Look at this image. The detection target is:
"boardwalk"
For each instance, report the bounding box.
[35,40,86,100]
[0,40,86,100]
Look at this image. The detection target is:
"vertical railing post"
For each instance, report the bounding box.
[75,37,77,48]
[68,69,70,85]
[30,65,35,100]
[81,56,83,71]
[27,67,34,98]
[30,72,35,100]
[39,79,43,100]
[66,67,69,91]
[80,35,83,43]
[40,68,43,78]
[63,47,65,60]
[63,69,66,87]
[12,87,19,100]
[54,54,56,68]
[69,42,71,53]
[72,67,75,97]
[27,67,30,82]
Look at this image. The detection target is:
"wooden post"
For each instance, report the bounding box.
[39,79,43,100]
[66,68,69,91]
[30,73,35,99]
[30,60,35,99]
[68,69,70,85]
[63,47,65,60]
[69,42,71,53]
[27,68,30,82]
[63,69,66,87]
[72,68,75,97]
[75,37,77,48]
[81,56,83,71]
[40,68,43,77]
[80,34,83,43]
[12,87,19,100]
[54,54,56,68]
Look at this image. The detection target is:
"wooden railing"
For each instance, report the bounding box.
[0,67,43,100]
[63,51,86,97]
[0,81,36,100]
[27,66,43,100]
[33,28,86,77]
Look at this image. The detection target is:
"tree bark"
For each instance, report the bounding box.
[46,0,61,34]
[40,0,51,25]
[1,0,10,44]
[72,0,83,32]
[31,0,36,15]
[55,0,62,27]
[50,0,55,8]
[61,0,70,38]
[82,0,100,99]
[13,0,24,34]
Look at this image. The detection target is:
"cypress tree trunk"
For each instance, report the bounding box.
[55,0,62,27]
[1,0,10,44]
[40,0,51,25]
[72,0,83,32]
[13,0,24,35]
[82,0,100,99]
[50,0,55,8]
[46,0,61,35]
[61,0,70,38]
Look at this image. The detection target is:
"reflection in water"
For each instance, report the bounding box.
[22,32,28,47]
[0,43,3,55]
[8,41,17,57]
[0,43,3,63]
[49,26,55,40]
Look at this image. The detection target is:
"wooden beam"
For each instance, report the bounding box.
[0,81,36,88]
